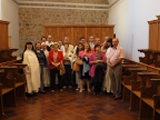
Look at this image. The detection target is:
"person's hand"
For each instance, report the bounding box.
[25,67,31,74]
[97,60,103,63]
[108,61,113,67]
[55,63,60,68]
[52,62,59,67]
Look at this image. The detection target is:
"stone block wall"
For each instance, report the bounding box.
[19,7,108,48]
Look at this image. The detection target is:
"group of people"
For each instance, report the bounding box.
[22,35,125,100]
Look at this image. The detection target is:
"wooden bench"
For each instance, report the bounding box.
[150,78,160,120]
[122,65,145,102]
[122,59,160,120]
[0,63,26,98]
[0,66,16,117]
[137,72,160,119]
[0,63,26,118]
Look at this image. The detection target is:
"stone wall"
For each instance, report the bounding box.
[19,8,108,48]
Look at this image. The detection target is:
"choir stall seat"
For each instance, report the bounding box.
[0,49,26,118]
[137,72,160,120]
[151,78,160,120]
[0,66,16,117]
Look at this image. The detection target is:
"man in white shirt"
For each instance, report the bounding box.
[61,36,74,54]
[88,36,95,50]
[45,35,54,47]
[106,38,125,99]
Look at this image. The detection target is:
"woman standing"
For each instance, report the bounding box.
[103,37,113,93]
[22,42,41,94]
[62,43,73,89]
[41,44,50,88]
[35,42,47,93]
[90,44,106,95]
[79,43,92,93]
[49,42,64,92]
[72,42,84,90]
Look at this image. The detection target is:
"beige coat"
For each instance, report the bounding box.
[23,50,41,93]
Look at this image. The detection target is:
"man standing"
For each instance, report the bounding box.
[106,38,125,99]
[88,36,95,50]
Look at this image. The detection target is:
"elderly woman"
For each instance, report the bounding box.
[72,42,84,90]
[79,43,92,93]
[41,43,50,88]
[62,43,73,89]
[90,44,106,95]
[48,42,64,92]
[22,42,41,95]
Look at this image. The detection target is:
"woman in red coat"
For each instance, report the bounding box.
[48,42,64,92]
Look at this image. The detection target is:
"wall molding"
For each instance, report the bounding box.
[14,0,109,11]
[109,0,120,8]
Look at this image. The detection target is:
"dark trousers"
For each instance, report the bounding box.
[71,71,77,88]
[62,64,73,87]
[93,63,105,94]
[50,68,62,90]
[40,65,44,91]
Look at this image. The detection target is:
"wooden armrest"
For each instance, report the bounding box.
[122,64,140,68]
[12,63,26,66]
[128,67,147,71]
[9,63,27,69]
[0,66,17,69]
[1,87,14,95]
[137,72,159,76]
[153,95,160,98]
[151,79,160,81]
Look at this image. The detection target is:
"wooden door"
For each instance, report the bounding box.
[0,20,9,50]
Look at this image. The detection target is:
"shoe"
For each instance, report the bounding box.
[60,89,63,92]
[63,86,66,89]
[68,86,72,89]
[114,96,122,100]
[51,90,55,93]
[76,88,79,91]
[87,89,91,93]
[40,90,46,94]
[79,89,84,93]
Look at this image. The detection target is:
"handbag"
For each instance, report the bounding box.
[72,62,80,72]
[60,64,66,75]
[75,59,83,65]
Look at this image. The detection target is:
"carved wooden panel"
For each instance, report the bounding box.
[44,25,114,45]
[72,27,86,44]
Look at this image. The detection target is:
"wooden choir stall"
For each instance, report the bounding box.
[122,18,160,120]
[0,20,26,118]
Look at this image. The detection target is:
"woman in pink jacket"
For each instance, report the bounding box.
[90,44,106,95]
